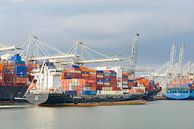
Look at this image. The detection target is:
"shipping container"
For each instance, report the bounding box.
[15,66,27,77]
[82,90,96,95]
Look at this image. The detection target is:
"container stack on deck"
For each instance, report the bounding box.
[60,65,149,96]
[61,65,97,96]
[0,54,30,100]
[0,54,28,85]
[61,65,126,96]
[96,70,104,90]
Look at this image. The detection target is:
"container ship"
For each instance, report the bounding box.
[26,64,161,105]
[0,54,29,101]
[165,79,191,100]
[26,65,147,105]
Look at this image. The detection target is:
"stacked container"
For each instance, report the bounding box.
[80,66,90,79]
[61,65,97,96]
[96,70,104,90]
[0,63,3,83]
[0,54,28,85]
[110,70,118,90]
[103,70,111,87]
[122,72,128,88]
[12,55,27,84]
[61,79,96,96]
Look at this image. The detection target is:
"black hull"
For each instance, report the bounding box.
[142,90,161,101]
[72,94,144,104]
[0,86,28,101]
[26,92,145,105]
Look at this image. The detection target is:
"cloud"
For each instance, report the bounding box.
[0,0,194,65]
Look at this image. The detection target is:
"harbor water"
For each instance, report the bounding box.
[0,100,194,129]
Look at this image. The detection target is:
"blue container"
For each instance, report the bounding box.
[111,73,117,76]
[82,71,89,74]
[122,76,128,78]
[150,80,155,84]
[128,80,134,82]
[97,70,103,73]
[15,60,25,65]
[73,65,80,68]
[15,66,27,77]
[82,90,96,95]
[104,78,111,81]
[97,80,104,83]
[65,77,72,79]
[188,83,192,87]
[65,91,77,96]
[11,55,21,61]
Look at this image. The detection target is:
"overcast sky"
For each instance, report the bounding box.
[0,0,194,66]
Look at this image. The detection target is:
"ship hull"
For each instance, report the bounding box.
[165,92,190,100]
[72,94,144,104]
[189,90,194,99]
[26,92,72,105]
[142,89,161,101]
[0,86,28,101]
[26,92,145,105]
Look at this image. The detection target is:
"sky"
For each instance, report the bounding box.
[0,0,194,67]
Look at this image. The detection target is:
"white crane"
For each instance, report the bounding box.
[167,42,176,75]
[0,43,21,60]
[129,33,140,72]
[57,41,123,65]
[20,36,76,63]
[0,43,21,52]
[175,44,185,76]
[19,36,123,68]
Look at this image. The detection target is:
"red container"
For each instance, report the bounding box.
[112,87,121,91]
[128,82,138,87]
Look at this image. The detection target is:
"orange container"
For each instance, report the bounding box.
[0,64,3,71]
[16,78,27,83]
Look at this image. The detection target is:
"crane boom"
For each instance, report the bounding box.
[0,46,21,52]
[29,54,76,61]
[57,57,123,65]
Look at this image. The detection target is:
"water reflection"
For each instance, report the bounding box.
[0,101,194,129]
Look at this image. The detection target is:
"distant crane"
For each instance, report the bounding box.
[129,33,140,72]
[167,42,176,75]
[175,44,185,76]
